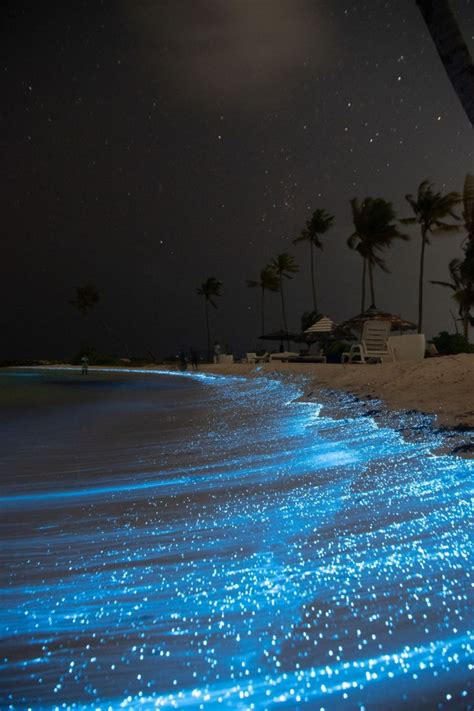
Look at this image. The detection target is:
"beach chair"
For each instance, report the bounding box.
[245,352,257,363]
[269,351,299,362]
[255,352,270,363]
[341,320,394,363]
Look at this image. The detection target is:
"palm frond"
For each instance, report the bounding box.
[429,280,456,291]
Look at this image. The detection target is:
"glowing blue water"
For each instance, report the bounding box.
[0,368,472,709]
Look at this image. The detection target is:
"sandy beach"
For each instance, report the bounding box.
[199,353,474,431]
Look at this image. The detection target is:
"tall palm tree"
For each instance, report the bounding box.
[401,180,461,333]
[196,277,223,361]
[293,208,334,314]
[431,258,474,345]
[71,282,101,316]
[246,265,279,337]
[416,0,474,127]
[348,198,409,312]
[270,253,299,349]
[70,283,102,361]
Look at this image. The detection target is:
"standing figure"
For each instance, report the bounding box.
[81,355,89,375]
[178,351,188,371]
[190,348,199,371]
[213,341,221,364]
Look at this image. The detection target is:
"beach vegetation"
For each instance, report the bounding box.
[196,276,223,361]
[462,174,474,246]
[293,208,334,314]
[431,258,474,346]
[431,330,474,355]
[401,180,461,334]
[301,310,320,332]
[348,198,409,312]
[322,339,351,363]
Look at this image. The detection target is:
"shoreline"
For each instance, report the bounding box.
[197,354,474,430]
[198,355,474,457]
[7,356,474,454]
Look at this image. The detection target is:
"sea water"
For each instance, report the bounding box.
[0,368,472,709]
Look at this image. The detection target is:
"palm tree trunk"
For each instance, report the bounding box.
[101,319,131,358]
[416,0,474,126]
[418,226,428,333]
[368,259,376,307]
[310,242,318,314]
[361,258,366,313]
[261,287,265,338]
[205,300,211,361]
[280,277,290,350]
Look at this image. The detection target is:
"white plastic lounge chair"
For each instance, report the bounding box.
[287,354,327,363]
[246,352,269,363]
[341,320,394,363]
[269,351,299,362]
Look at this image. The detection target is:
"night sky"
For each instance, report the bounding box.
[3,1,473,360]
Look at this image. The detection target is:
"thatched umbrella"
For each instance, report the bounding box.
[259,329,299,350]
[341,307,416,335]
[298,315,356,351]
[304,315,335,334]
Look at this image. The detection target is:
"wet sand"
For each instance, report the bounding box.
[199,354,474,430]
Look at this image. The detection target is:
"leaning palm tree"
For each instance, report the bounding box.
[431,258,474,346]
[293,208,334,314]
[401,180,461,333]
[416,0,474,127]
[458,175,474,334]
[462,174,474,246]
[270,253,299,348]
[246,265,280,337]
[348,198,409,312]
[196,277,223,361]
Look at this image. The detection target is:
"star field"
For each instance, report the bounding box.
[2,1,473,358]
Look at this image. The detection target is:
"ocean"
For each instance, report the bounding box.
[0,368,472,709]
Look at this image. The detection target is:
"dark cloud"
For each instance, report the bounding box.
[122,0,335,108]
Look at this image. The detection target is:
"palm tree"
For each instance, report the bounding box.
[71,282,101,316]
[270,253,299,348]
[348,198,409,312]
[401,180,461,333]
[416,0,474,127]
[246,265,279,337]
[70,283,102,361]
[431,258,474,346]
[196,277,222,361]
[462,174,474,246]
[293,208,334,314]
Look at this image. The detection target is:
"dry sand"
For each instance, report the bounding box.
[199,354,474,431]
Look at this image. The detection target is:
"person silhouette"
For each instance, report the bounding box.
[178,351,188,371]
[81,355,89,375]
[190,348,199,371]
